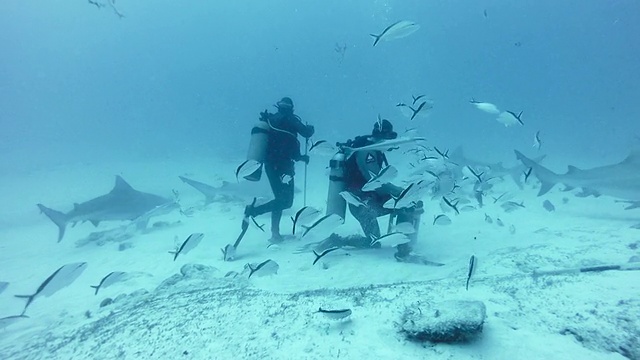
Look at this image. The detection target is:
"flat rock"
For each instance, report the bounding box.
[400,300,486,343]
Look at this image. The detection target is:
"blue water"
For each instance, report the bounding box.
[1,0,639,171]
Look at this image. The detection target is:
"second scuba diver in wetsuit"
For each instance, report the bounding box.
[245,97,315,243]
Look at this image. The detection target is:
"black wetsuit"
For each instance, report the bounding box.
[342,136,394,240]
[251,111,314,237]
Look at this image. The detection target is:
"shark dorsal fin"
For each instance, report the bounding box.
[621,150,640,166]
[112,175,134,194]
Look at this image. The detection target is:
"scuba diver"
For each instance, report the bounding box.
[324,118,427,263]
[243,97,315,243]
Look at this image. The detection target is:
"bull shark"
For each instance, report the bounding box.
[449,147,544,188]
[179,175,297,204]
[514,149,640,201]
[38,176,174,242]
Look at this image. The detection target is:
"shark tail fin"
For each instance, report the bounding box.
[36,204,68,243]
[90,285,100,295]
[369,33,382,46]
[14,294,35,316]
[514,150,559,196]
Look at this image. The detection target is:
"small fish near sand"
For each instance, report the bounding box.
[291,206,322,235]
[370,20,420,47]
[433,214,452,226]
[247,259,279,278]
[317,307,352,320]
[301,214,344,239]
[313,247,340,265]
[370,232,410,248]
[169,233,204,261]
[542,200,556,212]
[15,262,88,315]
[466,255,477,290]
[221,244,236,262]
[484,214,493,224]
[90,271,128,295]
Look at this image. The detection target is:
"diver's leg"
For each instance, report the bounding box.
[267,162,294,241]
[249,163,281,217]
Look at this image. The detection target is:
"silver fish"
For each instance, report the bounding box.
[370,20,420,47]
[466,255,477,290]
[433,214,452,226]
[247,259,279,278]
[301,214,344,239]
[317,307,352,320]
[170,233,204,261]
[291,206,322,235]
[235,159,262,182]
[90,271,128,295]
[496,110,524,127]
[484,213,493,224]
[339,191,367,207]
[470,99,500,114]
[15,262,88,315]
[362,165,398,192]
[370,232,410,248]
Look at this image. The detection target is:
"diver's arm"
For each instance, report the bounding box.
[293,116,314,138]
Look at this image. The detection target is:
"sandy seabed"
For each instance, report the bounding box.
[0,156,638,360]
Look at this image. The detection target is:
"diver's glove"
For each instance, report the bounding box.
[259,109,270,121]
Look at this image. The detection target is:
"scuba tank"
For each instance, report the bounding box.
[244,121,270,182]
[326,152,347,218]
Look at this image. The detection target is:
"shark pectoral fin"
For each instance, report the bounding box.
[90,220,100,227]
[537,181,556,197]
[36,204,68,242]
[561,185,575,192]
